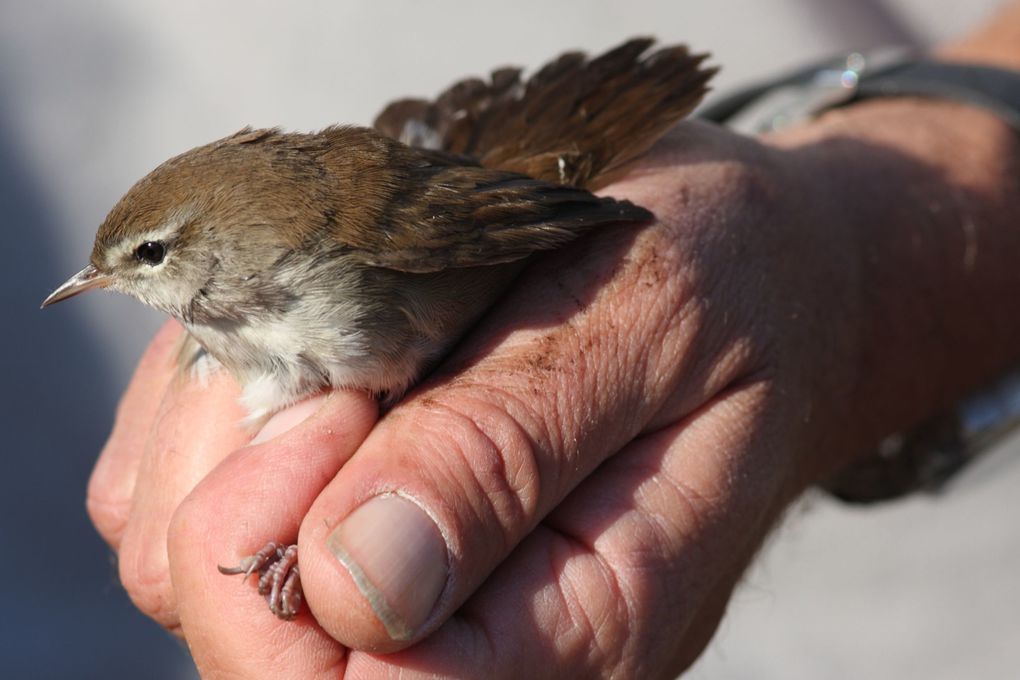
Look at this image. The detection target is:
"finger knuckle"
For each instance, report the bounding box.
[116,529,178,628]
[85,445,141,550]
[529,527,633,676]
[416,395,544,552]
[85,486,131,549]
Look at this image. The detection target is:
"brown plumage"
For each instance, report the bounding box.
[375,37,714,187]
[43,38,716,621]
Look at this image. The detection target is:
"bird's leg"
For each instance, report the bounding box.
[218,542,302,620]
[174,332,222,386]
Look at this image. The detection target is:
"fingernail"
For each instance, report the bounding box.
[250,395,328,445]
[326,494,448,641]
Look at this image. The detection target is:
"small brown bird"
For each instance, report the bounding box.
[43,38,714,620]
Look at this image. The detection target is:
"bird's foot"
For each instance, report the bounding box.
[218,541,302,620]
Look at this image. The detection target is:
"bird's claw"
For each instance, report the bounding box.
[218,541,302,620]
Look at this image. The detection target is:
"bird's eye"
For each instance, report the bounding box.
[135,241,166,265]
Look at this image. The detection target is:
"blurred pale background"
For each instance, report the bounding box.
[0,1,1016,677]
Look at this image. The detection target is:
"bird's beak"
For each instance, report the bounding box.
[41,264,113,308]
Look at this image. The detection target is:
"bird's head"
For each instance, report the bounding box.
[42,127,327,317]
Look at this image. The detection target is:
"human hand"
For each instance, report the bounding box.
[88,99,1020,678]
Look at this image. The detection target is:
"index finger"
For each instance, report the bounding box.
[166,390,378,679]
[87,319,183,550]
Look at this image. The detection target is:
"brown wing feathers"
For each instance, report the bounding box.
[374,38,714,188]
[358,38,713,273]
[355,168,651,272]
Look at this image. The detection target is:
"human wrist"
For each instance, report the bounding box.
[937,2,1020,72]
[765,96,1020,481]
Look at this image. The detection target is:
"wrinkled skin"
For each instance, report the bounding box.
[88,92,1020,680]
